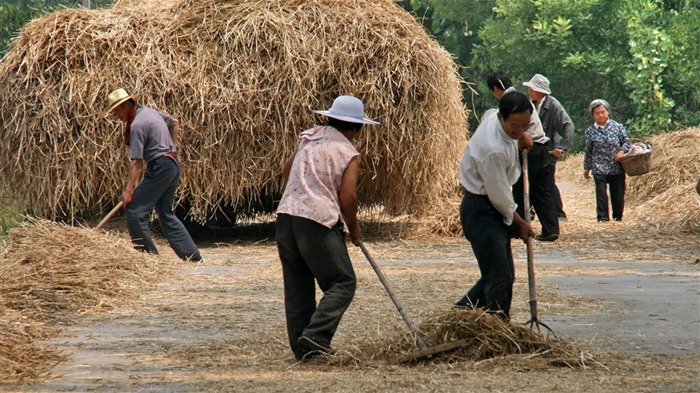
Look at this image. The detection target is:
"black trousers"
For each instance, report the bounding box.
[546,158,566,218]
[276,214,356,360]
[456,192,515,320]
[593,173,626,221]
[513,143,559,236]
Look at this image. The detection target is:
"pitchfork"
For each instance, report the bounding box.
[521,150,556,338]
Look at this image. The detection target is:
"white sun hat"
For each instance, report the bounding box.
[522,74,551,95]
[312,95,380,125]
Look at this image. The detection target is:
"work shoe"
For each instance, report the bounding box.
[535,233,559,242]
[298,336,332,355]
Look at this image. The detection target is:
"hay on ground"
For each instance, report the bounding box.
[325,309,594,369]
[0,0,468,223]
[0,218,168,323]
[0,218,169,382]
[412,310,585,366]
[0,307,66,383]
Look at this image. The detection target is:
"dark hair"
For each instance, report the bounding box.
[328,117,363,132]
[498,91,532,120]
[486,71,513,92]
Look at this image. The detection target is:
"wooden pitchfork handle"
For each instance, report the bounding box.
[95,201,124,230]
[521,151,556,337]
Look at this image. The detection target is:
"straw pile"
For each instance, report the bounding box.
[624,128,700,233]
[0,0,468,223]
[0,218,168,382]
[0,218,168,323]
[328,309,592,368]
[412,310,587,366]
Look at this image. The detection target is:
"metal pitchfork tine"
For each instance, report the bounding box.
[521,150,557,338]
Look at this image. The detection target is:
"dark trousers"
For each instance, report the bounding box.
[456,192,515,320]
[513,143,559,236]
[276,214,357,360]
[125,155,201,260]
[593,173,626,221]
[546,160,566,218]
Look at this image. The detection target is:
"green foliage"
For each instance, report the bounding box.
[622,0,674,136]
[0,0,112,58]
[0,195,23,236]
[401,0,699,149]
[665,5,700,125]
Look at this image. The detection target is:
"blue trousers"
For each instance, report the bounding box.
[456,192,515,320]
[125,155,201,261]
[276,214,356,360]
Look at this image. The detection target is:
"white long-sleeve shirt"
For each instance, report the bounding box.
[459,110,521,225]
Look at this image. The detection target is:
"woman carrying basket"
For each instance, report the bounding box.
[583,99,631,222]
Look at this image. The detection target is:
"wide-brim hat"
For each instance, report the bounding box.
[312,95,380,125]
[522,74,551,95]
[106,88,135,114]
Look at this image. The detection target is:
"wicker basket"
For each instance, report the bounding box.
[619,139,652,176]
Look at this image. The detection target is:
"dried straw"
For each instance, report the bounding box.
[0,218,169,323]
[0,0,468,223]
[0,218,170,382]
[0,307,66,383]
[325,309,593,369]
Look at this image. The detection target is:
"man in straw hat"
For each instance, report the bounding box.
[455,91,535,321]
[276,95,379,361]
[523,74,574,223]
[106,88,202,262]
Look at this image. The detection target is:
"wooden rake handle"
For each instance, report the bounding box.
[95,201,124,230]
[359,241,428,350]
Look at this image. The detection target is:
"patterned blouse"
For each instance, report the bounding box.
[276,125,360,234]
[583,120,631,175]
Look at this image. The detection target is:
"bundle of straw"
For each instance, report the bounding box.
[0,0,468,223]
[0,218,168,323]
[409,310,586,366]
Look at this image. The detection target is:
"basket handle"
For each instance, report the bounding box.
[629,137,652,146]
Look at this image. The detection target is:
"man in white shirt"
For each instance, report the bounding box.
[487,71,560,241]
[455,91,535,321]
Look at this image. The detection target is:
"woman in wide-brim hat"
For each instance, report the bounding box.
[275,95,379,362]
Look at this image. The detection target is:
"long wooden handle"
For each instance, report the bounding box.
[521,152,538,320]
[359,241,428,350]
[95,201,124,230]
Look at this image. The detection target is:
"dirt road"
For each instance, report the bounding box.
[7,179,700,392]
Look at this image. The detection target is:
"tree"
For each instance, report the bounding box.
[420,0,699,146]
[0,0,112,58]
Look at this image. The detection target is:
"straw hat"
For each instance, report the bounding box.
[312,95,380,125]
[522,74,551,95]
[106,88,135,114]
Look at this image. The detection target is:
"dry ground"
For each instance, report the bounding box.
[4,180,700,393]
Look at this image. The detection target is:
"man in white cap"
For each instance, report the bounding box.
[276,95,379,361]
[523,74,574,222]
[106,88,202,262]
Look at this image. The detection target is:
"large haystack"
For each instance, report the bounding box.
[0,0,468,223]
